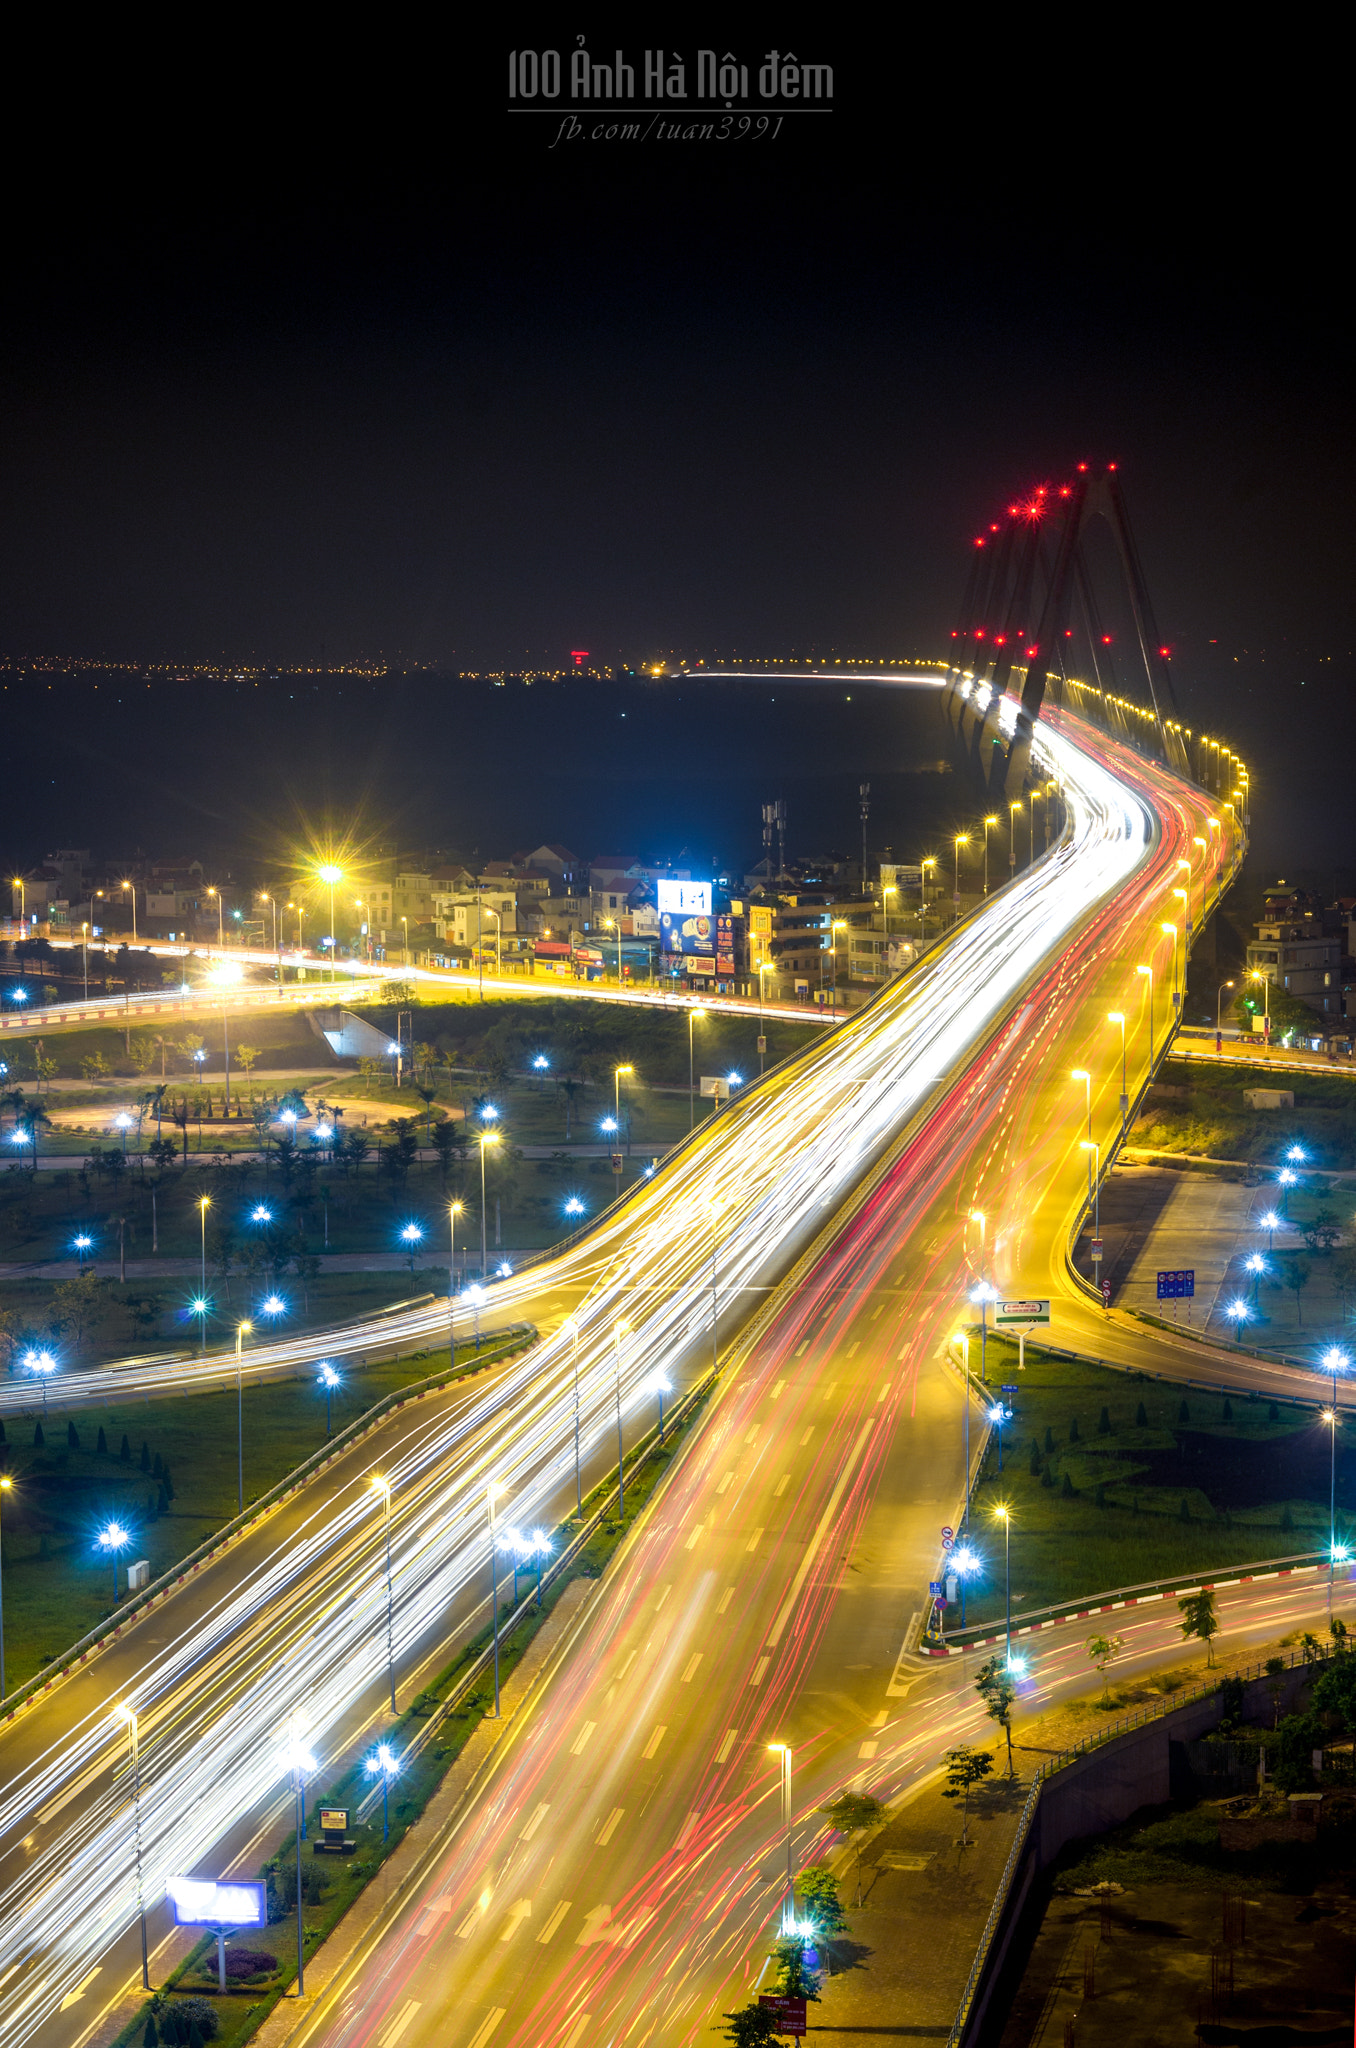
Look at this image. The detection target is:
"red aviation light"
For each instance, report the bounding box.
[1108,462,1118,471]
[1101,634,1113,645]
[1058,485,1071,497]
[975,629,986,640]
[1064,628,1073,637]
[1158,646,1171,658]
[1007,504,1020,515]
[1077,462,1089,472]
[974,537,986,547]
[990,523,1000,532]
[994,634,1007,646]
[1025,645,1039,657]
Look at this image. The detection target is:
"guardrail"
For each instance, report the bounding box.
[0,979,384,1034]
[0,1322,536,1725]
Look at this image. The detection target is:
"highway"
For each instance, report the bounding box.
[0,681,1266,2048]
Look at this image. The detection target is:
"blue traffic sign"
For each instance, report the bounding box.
[1157,1269,1195,1300]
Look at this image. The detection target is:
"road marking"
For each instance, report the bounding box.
[378,2001,422,2047]
[871,1305,883,1319]
[597,1807,625,1844]
[878,1381,891,1401]
[771,1379,786,1398]
[642,1724,668,1760]
[685,1523,705,1550]
[59,1969,101,2012]
[456,1905,483,1937]
[578,1904,613,1946]
[846,1341,859,1357]
[682,1653,703,1683]
[750,1655,770,1686]
[765,1418,875,1650]
[858,1740,879,1759]
[746,1527,765,1553]
[571,1720,597,1755]
[520,1803,549,1841]
[822,1380,838,1399]
[800,1427,815,1446]
[499,1897,532,1940]
[654,1584,672,1611]
[717,1470,734,1494]
[718,1585,736,1613]
[677,1810,700,1846]
[774,1475,789,1497]
[745,1425,760,1443]
[716,1727,738,1762]
[537,1900,573,1944]
[795,1341,809,1356]
[417,1896,452,1931]
[467,2010,505,2048]
[559,2015,591,2048]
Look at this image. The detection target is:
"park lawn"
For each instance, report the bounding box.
[958,1336,1343,1627]
[0,1337,502,1689]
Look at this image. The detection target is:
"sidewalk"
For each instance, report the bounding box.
[815,1761,1027,2037]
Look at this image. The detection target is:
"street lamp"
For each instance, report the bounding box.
[757,961,774,1072]
[1080,1140,1101,1281]
[1249,970,1272,1045]
[829,919,847,1014]
[0,1475,12,1699]
[988,1401,1009,1473]
[25,1347,55,1417]
[447,1199,464,1364]
[953,833,971,917]
[1216,980,1235,1037]
[613,1321,631,1516]
[317,863,343,982]
[688,1006,706,1129]
[121,880,138,944]
[920,856,938,940]
[993,1505,1014,1668]
[197,1195,211,1349]
[1245,1251,1266,1305]
[969,1281,998,1383]
[602,915,623,983]
[1009,800,1021,879]
[613,1063,634,1196]
[73,1232,94,1269]
[487,1480,507,1715]
[1071,1069,1093,1202]
[370,1474,397,1713]
[981,814,999,895]
[235,1320,252,1512]
[767,1743,794,1932]
[1223,1298,1251,1341]
[318,1363,340,1437]
[1105,1012,1129,1135]
[400,1221,424,1273]
[97,1520,132,1602]
[1160,922,1179,1010]
[478,1130,500,1276]
[205,886,225,950]
[365,1744,400,1842]
[111,1703,151,1989]
[285,1717,317,1993]
[649,1371,672,1442]
[1259,1208,1282,1254]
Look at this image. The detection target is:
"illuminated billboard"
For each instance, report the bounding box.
[656,880,712,917]
[167,1877,267,1927]
[660,910,714,956]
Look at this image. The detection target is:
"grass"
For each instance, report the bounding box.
[957,1337,1348,1627]
[107,1391,706,2048]
[0,1336,510,1690]
[1133,1055,1356,1170]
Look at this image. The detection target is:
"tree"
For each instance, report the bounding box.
[234,1046,260,1099]
[975,1655,1018,1773]
[1085,1632,1125,1700]
[819,1790,884,1906]
[770,1934,820,2003]
[50,1273,104,1352]
[718,2006,783,2048]
[358,1057,382,1095]
[1178,1588,1220,1665]
[127,1034,157,1075]
[1333,1246,1356,1323]
[147,1136,178,1173]
[343,1128,371,1177]
[431,1119,462,1187]
[941,1743,994,1846]
[170,1095,192,1161]
[797,1866,847,1937]
[80,1052,111,1083]
[1278,1253,1312,1325]
[1303,1208,1341,1256]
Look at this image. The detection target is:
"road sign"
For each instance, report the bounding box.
[1000,1383,1019,1393]
[934,1596,948,1610]
[941,1524,954,1542]
[1090,1237,1103,1257]
[1101,1279,1112,1305]
[610,1152,624,1173]
[1157,1269,1195,1300]
[995,1297,1050,1329]
[940,1534,953,1550]
[929,1581,944,1598]
[760,1995,807,2037]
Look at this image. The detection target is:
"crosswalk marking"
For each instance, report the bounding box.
[378,2000,421,2047]
[537,1899,573,1944]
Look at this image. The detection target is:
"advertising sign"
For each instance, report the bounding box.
[759,1996,807,2038]
[656,879,712,917]
[659,908,715,956]
[684,954,715,976]
[700,1076,730,1099]
[319,1809,349,1834]
[167,1878,267,1928]
[716,913,735,975]
[994,1298,1050,1330]
[1157,1270,1195,1299]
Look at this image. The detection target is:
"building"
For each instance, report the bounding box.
[1246,911,1341,1020]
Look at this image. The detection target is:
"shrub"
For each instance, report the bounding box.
[1135,1401,1148,1426]
[67,1420,80,1449]
[1179,1400,1190,1423]
[1097,1406,1111,1435]
[1028,1442,1041,1476]
[1269,1402,1280,1421]
[1041,1466,1054,1489]
[1062,1471,1075,1498]
[224,1948,276,1980]
[1044,1425,1055,1453]
[33,1423,44,1448]
[119,1434,131,1462]
[1069,1417,1080,1443]
[140,1441,151,1472]
[96,1426,107,1453]
[163,2001,219,2042]
[1281,1504,1294,1532]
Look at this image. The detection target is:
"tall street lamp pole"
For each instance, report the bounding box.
[122,881,138,944]
[982,815,998,895]
[953,834,970,921]
[1216,979,1235,1037]
[235,1320,252,1513]
[113,1704,151,1989]
[614,1063,634,1197]
[1136,963,1155,1071]
[317,865,343,983]
[478,1131,500,1276]
[0,1475,11,1699]
[370,1475,396,1713]
[198,1196,211,1351]
[1108,1011,1128,1136]
[768,1743,793,1932]
[994,1507,1013,1668]
[688,1007,705,1129]
[1081,1141,1101,1284]
[1009,800,1021,879]
[757,963,772,1073]
[448,1200,463,1365]
[1071,1069,1093,1203]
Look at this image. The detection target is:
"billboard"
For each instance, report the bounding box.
[659,909,715,956]
[656,880,712,917]
[716,914,735,975]
[168,1877,267,1928]
[994,1298,1050,1329]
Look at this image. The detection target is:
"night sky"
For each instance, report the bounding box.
[1,46,1349,871]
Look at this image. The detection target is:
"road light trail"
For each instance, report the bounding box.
[0,687,1224,2046]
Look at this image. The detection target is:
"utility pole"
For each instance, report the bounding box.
[859,781,870,895]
